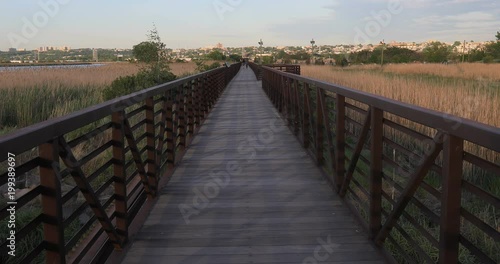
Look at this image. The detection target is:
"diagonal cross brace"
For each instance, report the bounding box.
[122,118,155,197]
[339,109,372,197]
[317,89,337,176]
[375,131,445,245]
[57,137,125,249]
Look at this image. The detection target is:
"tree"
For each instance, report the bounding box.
[206,50,226,61]
[228,54,242,62]
[423,42,452,63]
[104,24,175,100]
[133,41,158,63]
[482,32,500,63]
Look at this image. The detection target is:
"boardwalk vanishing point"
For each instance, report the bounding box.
[120,67,387,263]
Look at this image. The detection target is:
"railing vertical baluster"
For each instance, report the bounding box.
[208,75,215,110]
[293,79,300,135]
[286,77,292,126]
[439,134,463,264]
[271,73,279,106]
[335,95,346,192]
[281,76,286,114]
[166,91,175,167]
[316,87,324,166]
[276,73,280,108]
[201,74,208,115]
[188,81,195,141]
[369,107,383,238]
[194,78,201,127]
[112,111,128,243]
[178,85,186,149]
[204,75,211,111]
[39,140,66,264]
[302,83,311,149]
[145,97,157,196]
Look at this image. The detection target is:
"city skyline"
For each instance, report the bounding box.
[1,0,499,50]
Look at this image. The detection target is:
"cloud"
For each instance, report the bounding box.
[436,0,482,5]
[323,0,340,10]
[412,10,500,41]
[414,11,497,25]
[362,0,488,8]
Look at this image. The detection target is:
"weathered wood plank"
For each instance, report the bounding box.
[121,67,386,264]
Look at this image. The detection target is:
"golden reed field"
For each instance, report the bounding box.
[0,62,197,89]
[0,62,198,132]
[301,63,500,128]
[301,63,500,264]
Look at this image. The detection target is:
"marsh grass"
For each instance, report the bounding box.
[0,62,197,132]
[301,63,499,263]
[0,62,201,263]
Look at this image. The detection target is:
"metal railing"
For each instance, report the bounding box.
[259,64,500,264]
[0,63,241,263]
[249,63,300,80]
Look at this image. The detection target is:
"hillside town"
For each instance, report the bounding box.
[0,39,497,65]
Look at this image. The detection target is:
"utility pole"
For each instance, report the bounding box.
[462,40,466,63]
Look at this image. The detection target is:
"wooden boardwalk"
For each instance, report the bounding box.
[121,67,387,264]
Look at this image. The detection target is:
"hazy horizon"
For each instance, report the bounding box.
[1,0,499,51]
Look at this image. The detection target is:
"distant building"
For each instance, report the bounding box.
[8,48,16,53]
[93,49,98,62]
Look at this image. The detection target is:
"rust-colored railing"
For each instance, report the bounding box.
[267,64,301,75]
[249,63,300,80]
[0,63,241,263]
[259,64,500,264]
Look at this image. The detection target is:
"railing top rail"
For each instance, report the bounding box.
[262,66,500,152]
[266,64,300,67]
[0,66,232,156]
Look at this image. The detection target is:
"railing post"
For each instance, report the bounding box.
[316,87,324,166]
[145,97,158,196]
[39,140,66,264]
[439,134,463,264]
[335,95,346,191]
[112,111,128,244]
[369,107,383,238]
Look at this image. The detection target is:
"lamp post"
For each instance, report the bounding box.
[310,38,316,64]
[380,39,385,66]
[258,39,263,65]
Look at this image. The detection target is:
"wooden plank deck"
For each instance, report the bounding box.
[121,67,387,264]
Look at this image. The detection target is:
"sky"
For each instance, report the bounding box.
[1,0,499,50]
